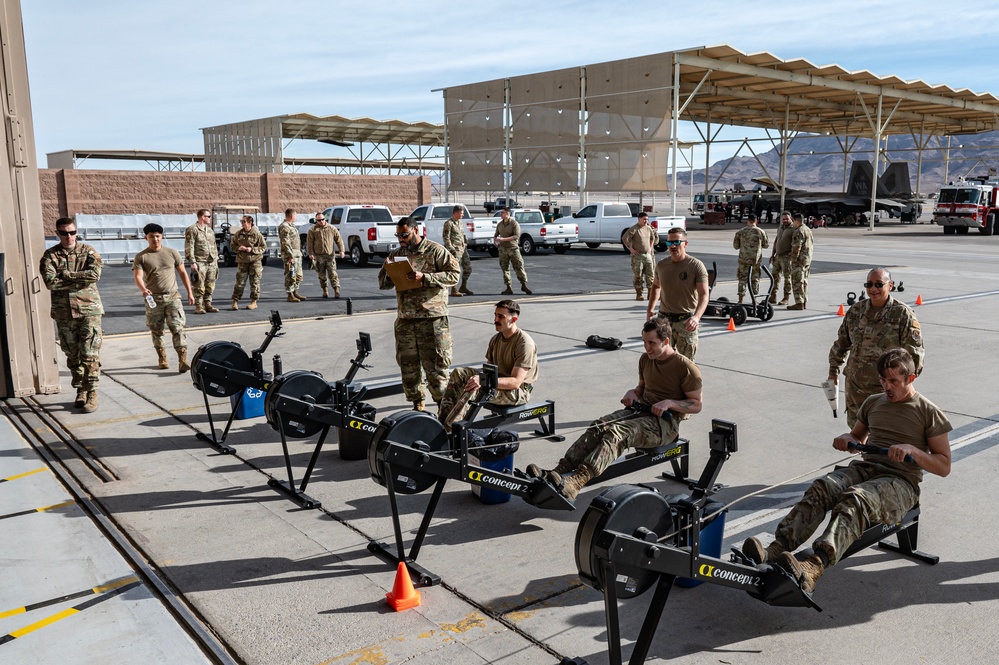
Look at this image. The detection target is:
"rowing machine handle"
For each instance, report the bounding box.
[847,441,915,464]
[630,402,675,423]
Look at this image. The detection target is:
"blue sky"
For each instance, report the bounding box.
[21,1,999,165]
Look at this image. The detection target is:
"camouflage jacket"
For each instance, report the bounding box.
[184,223,218,263]
[732,225,769,263]
[377,238,459,319]
[231,227,265,264]
[829,296,924,384]
[39,242,104,320]
[306,224,344,256]
[773,223,794,256]
[442,217,467,254]
[278,221,302,260]
[790,224,814,262]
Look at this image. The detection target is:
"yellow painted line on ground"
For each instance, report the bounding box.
[5,608,79,640]
[0,468,46,483]
[0,500,74,521]
[0,575,140,620]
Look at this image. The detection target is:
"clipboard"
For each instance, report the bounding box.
[384,257,421,291]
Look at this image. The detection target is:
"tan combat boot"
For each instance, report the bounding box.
[231,299,239,311]
[742,536,787,565]
[177,348,191,373]
[247,300,258,310]
[635,288,644,301]
[459,282,474,296]
[526,457,574,479]
[450,287,463,297]
[194,300,206,314]
[156,348,170,369]
[334,286,341,299]
[521,284,533,295]
[549,463,596,501]
[287,293,299,303]
[322,286,329,298]
[74,388,87,408]
[204,301,219,313]
[82,391,98,413]
[294,291,307,301]
[501,286,513,295]
[776,552,825,593]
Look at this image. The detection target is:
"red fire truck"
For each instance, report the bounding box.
[933,176,999,235]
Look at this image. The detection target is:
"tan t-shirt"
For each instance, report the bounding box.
[623,224,657,253]
[856,391,952,487]
[654,255,708,314]
[494,218,521,249]
[486,329,539,385]
[133,247,182,295]
[638,351,702,411]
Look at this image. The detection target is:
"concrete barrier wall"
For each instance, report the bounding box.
[37,169,431,235]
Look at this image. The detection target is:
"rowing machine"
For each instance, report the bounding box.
[190,310,284,454]
[261,332,376,508]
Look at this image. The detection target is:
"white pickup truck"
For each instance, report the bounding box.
[408,203,497,252]
[489,208,578,256]
[297,204,399,267]
[570,202,685,252]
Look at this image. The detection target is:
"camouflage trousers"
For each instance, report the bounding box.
[55,315,102,390]
[283,255,303,293]
[145,292,186,351]
[658,314,698,361]
[631,252,655,291]
[736,258,763,299]
[498,247,528,287]
[450,248,473,285]
[563,408,680,476]
[313,254,340,290]
[774,460,917,566]
[232,261,263,301]
[438,366,531,425]
[770,255,792,300]
[395,316,453,403]
[790,259,811,305]
[191,260,218,305]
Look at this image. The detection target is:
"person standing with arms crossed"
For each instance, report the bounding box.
[133,223,195,372]
[39,217,104,413]
[787,212,814,310]
[279,208,306,303]
[443,205,473,297]
[622,212,658,301]
[494,207,531,295]
[184,209,219,314]
[732,212,769,304]
[377,217,460,411]
[769,211,794,305]
[646,228,710,361]
[306,211,345,298]
[230,215,266,310]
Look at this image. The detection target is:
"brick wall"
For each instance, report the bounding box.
[37,169,430,235]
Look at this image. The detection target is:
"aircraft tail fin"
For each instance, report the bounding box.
[846,161,874,198]
[846,160,912,199]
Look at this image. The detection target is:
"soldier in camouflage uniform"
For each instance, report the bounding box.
[768,211,794,305]
[39,217,104,413]
[622,212,658,300]
[377,217,460,410]
[494,208,532,295]
[787,212,814,310]
[527,319,702,501]
[443,205,473,297]
[743,348,951,593]
[306,211,345,298]
[133,223,196,373]
[230,215,266,310]
[278,208,306,303]
[646,228,710,361]
[828,268,924,427]
[184,208,219,314]
[732,212,770,303]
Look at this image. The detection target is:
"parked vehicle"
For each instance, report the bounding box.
[297,204,399,266]
[690,191,730,217]
[483,197,523,214]
[933,176,999,235]
[488,208,578,256]
[570,202,685,251]
[408,203,495,251]
[213,205,277,267]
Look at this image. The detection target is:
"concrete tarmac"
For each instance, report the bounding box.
[4,223,999,664]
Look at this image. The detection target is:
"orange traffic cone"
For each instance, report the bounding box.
[727,317,736,332]
[915,294,923,306]
[386,562,421,611]
[836,304,845,316]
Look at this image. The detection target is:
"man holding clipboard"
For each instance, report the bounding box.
[378,216,460,411]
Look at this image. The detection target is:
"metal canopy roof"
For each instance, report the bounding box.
[673,45,999,137]
[278,114,444,145]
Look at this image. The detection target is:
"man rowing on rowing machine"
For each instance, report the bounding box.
[743,347,952,592]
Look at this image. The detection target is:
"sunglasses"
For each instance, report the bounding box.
[316,218,325,222]
[864,281,889,289]
[664,239,685,247]
[394,232,412,239]
[57,229,78,237]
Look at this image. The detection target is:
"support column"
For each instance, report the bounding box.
[869,94,883,232]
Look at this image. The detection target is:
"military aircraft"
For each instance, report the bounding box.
[729,161,914,221]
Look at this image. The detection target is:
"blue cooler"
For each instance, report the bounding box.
[230,387,265,420]
[468,452,514,505]
[676,500,728,588]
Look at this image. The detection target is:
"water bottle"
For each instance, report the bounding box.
[145,294,156,309]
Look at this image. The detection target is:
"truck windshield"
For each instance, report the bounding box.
[515,211,545,224]
[955,188,983,204]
